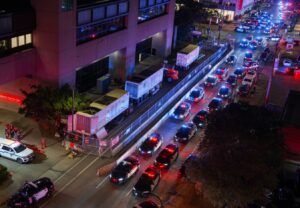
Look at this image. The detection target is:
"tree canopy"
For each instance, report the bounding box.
[186,103,284,208]
[19,84,89,121]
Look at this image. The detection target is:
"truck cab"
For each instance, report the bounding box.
[164,68,179,83]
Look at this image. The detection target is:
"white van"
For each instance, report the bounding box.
[0,138,34,163]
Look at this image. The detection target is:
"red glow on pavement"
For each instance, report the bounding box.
[0,92,23,105]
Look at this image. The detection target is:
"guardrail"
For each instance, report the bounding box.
[76,44,231,156]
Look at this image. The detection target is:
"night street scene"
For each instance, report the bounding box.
[0,0,300,207]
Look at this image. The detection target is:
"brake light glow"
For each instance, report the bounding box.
[147,171,156,178]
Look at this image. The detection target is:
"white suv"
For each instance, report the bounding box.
[0,138,34,163]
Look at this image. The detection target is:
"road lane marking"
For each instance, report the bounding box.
[53,156,99,196]
[53,154,90,183]
[95,175,109,189]
[125,188,132,197]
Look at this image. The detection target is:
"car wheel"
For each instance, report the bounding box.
[17,158,23,164]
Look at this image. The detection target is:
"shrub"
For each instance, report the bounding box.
[0,164,9,184]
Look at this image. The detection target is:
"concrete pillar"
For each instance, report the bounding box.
[152,31,167,57]
[110,49,127,81]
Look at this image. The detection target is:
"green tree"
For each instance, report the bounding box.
[185,103,284,208]
[19,84,89,121]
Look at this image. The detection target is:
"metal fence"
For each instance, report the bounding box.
[79,44,230,156]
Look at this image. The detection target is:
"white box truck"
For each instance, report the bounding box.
[69,89,129,134]
[125,66,164,103]
[176,44,200,69]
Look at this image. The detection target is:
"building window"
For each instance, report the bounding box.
[11,37,18,48]
[119,2,128,14]
[139,0,147,9]
[18,35,25,46]
[93,7,105,21]
[138,5,167,23]
[106,4,117,17]
[11,33,32,48]
[61,0,73,12]
[25,34,32,44]
[77,17,126,44]
[78,10,92,25]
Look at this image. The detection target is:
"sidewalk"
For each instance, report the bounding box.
[0,107,80,205]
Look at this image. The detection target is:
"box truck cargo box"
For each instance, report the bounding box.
[125,66,164,100]
[69,89,129,134]
[176,44,200,69]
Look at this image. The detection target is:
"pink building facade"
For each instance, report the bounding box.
[0,0,175,92]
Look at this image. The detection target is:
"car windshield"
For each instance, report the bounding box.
[219,88,229,94]
[245,53,252,58]
[215,70,223,75]
[14,144,27,153]
[244,79,251,82]
[207,77,216,82]
[177,127,190,137]
[174,107,185,115]
[235,69,243,74]
[209,99,220,107]
[190,90,200,98]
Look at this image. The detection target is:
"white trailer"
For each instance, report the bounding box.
[69,89,129,134]
[125,66,164,102]
[176,44,200,69]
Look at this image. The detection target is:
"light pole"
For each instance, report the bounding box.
[71,86,75,132]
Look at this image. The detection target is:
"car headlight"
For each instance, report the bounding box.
[109,174,112,178]
[147,150,152,154]
[179,115,184,119]
[118,178,124,181]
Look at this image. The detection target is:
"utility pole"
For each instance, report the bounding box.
[72,87,75,132]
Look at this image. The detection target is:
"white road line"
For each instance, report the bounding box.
[53,156,99,197]
[95,176,109,189]
[125,188,133,197]
[53,154,89,183]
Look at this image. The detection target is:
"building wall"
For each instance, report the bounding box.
[34,0,175,86]
[0,49,36,84]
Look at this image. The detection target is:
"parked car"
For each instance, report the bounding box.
[208,97,224,112]
[226,74,238,87]
[139,133,163,156]
[234,68,246,78]
[244,52,253,62]
[174,123,197,143]
[242,76,255,86]
[218,86,232,99]
[133,200,160,208]
[215,67,229,80]
[245,70,257,80]
[7,178,54,208]
[240,39,249,48]
[188,87,204,102]
[0,138,34,164]
[237,84,251,96]
[246,34,254,41]
[109,156,140,184]
[249,41,258,50]
[225,55,237,64]
[283,58,293,67]
[132,167,160,197]
[172,102,191,119]
[154,144,179,169]
[204,75,218,87]
[193,110,208,128]
[243,61,259,70]
[235,26,246,33]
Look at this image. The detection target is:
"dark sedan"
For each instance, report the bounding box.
[132,167,160,197]
[109,156,140,184]
[208,97,223,112]
[174,123,197,143]
[192,110,208,128]
[154,144,179,169]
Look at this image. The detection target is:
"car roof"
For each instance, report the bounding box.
[0,138,17,146]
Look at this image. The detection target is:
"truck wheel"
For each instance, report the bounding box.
[167,77,173,82]
[17,158,23,164]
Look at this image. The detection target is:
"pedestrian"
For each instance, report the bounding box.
[40,137,47,149]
